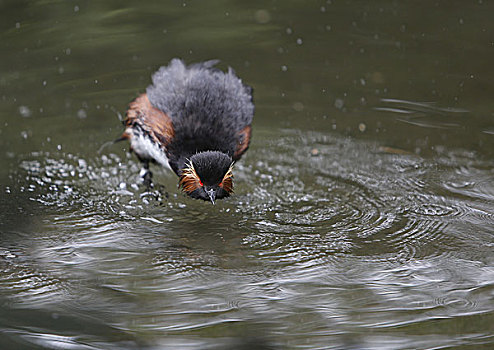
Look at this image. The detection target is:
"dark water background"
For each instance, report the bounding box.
[1,1,494,349]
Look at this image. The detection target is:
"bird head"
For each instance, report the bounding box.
[179,151,234,204]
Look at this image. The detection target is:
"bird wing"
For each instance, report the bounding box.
[233,125,252,161]
[123,93,174,149]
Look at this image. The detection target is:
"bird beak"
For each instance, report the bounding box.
[206,188,216,205]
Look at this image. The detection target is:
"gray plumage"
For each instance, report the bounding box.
[146,59,254,174]
[147,59,253,128]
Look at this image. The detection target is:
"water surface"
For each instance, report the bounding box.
[1,1,494,349]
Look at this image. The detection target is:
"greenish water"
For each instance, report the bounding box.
[1,1,494,349]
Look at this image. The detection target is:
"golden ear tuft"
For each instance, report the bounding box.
[219,163,234,193]
[179,160,202,194]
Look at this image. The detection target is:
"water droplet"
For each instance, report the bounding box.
[334,98,344,110]
[77,159,87,168]
[255,9,271,24]
[292,102,304,111]
[296,38,303,45]
[74,5,79,12]
[77,109,87,119]
[19,105,31,117]
[281,65,288,72]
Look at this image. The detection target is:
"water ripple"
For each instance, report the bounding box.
[4,129,494,349]
[375,98,470,129]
